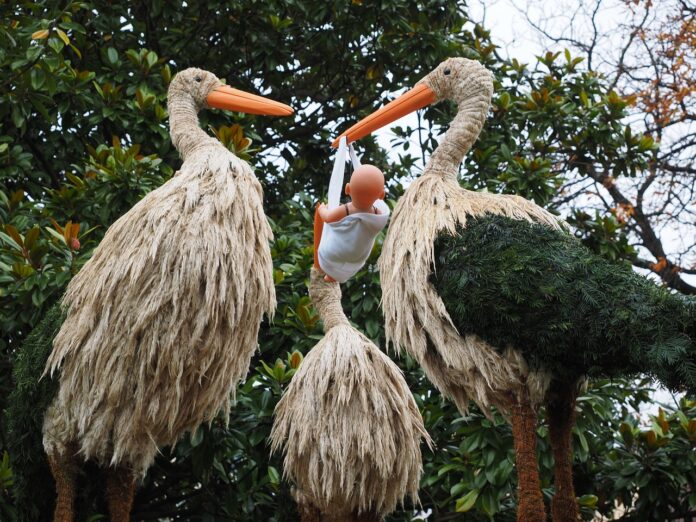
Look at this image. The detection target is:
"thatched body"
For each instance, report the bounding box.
[379,174,563,414]
[432,214,696,393]
[271,269,429,518]
[376,58,566,415]
[43,143,275,475]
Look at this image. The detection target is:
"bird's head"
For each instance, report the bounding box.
[168,67,293,116]
[332,57,493,147]
[420,58,494,106]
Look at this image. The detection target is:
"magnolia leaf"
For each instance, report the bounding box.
[32,29,50,40]
[55,29,70,45]
[455,489,479,512]
[5,225,23,248]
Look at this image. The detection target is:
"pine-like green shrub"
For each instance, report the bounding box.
[432,215,695,393]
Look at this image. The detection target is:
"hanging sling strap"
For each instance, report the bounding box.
[327,137,362,210]
[316,137,355,267]
[348,142,361,171]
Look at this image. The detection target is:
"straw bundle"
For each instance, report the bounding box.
[379,173,564,415]
[271,268,430,520]
[371,59,565,416]
[42,77,276,475]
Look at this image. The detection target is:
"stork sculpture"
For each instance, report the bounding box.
[271,268,429,522]
[34,68,293,521]
[333,57,695,521]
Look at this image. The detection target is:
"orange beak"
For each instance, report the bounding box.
[332,83,436,147]
[206,85,293,116]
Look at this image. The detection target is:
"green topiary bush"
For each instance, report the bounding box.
[432,215,696,393]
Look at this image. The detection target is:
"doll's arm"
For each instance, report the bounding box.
[318,203,348,223]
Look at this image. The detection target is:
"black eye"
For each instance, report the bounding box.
[443,68,451,76]
[194,76,202,82]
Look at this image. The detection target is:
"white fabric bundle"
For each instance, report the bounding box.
[317,137,389,283]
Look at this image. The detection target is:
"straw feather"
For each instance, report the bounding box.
[378,59,563,415]
[42,68,275,476]
[271,268,430,519]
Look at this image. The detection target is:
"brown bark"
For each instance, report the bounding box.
[105,466,137,522]
[547,382,581,522]
[509,387,547,522]
[47,444,79,522]
[298,502,381,522]
[298,502,322,522]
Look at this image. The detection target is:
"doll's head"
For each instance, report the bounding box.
[345,164,385,209]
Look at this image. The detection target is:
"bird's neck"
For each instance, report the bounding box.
[168,95,216,161]
[425,95,491,180]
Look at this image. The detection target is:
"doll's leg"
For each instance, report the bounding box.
[313,204,336,282]
[313,204,324,270]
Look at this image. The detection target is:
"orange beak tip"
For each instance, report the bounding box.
[206,85,293,117]
[333,83,436,146]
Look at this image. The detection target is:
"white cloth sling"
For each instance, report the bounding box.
[318,137,390,283]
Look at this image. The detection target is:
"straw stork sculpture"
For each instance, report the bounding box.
[271,268,429,522]
[39,68,292,521]
[334,57,695,522]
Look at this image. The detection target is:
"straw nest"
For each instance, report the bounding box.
[42,141,275,476]
[271,268,430,519]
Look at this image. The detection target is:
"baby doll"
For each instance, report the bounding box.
[314,164,390,282]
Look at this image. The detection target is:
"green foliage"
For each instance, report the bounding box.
[5,304,62,521]
[0,451,15,522]
[567,209,637,262]
[592,398,696,520]
[394,378,696,521]
[1,0,694,520]
[432,215,696,392]
[0,143,171,353]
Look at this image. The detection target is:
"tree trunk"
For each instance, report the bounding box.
[547,381,580,522]
[509,386,547,522]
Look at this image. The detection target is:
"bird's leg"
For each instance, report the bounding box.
[354,509,381,521]
[47,443,80,522]
[105,466,137,521]
[509,386,546,522]
[297,501,322,522]
[547,382,580,522]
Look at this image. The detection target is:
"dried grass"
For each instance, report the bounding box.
[42,69,275,476]
[378,59,563,415]
[271,269,430,518]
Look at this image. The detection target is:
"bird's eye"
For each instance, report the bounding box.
[443,68,451,76]
[194,76,202,82]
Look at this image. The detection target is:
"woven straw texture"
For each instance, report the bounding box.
[378,59,564,415]
[271,268,430,519]
[42,68,275,476]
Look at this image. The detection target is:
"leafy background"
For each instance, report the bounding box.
[1,0,694,520]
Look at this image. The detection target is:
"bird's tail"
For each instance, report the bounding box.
[5,303,64,521]
[642,295,696,397]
